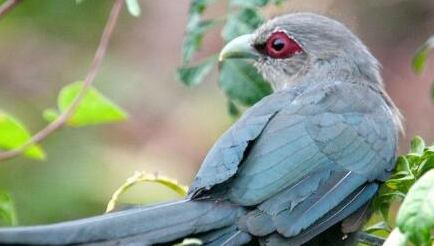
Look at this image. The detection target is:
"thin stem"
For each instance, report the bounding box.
[0,0,23,19]
[357,231,386,246]
[0,0,124,161]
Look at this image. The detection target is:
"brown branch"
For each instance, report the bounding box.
[0,0,124,161]
[0,0,23,19]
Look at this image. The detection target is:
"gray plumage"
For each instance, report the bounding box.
[0,12,402,246]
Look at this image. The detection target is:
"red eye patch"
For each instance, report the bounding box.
[265,32,303,59]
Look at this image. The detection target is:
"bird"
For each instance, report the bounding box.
[0,12,402,246]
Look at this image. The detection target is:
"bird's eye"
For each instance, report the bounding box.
[265,32,303,59]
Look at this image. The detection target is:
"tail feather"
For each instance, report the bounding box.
[202,230,251,246]
[195,226,251,246]
[0,200,245,245]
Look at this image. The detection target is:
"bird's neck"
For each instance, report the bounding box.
[272,56,383,92]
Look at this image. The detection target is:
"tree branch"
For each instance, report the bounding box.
[0,0,23,19]
[357,231,386,246]
[0,0,124,161]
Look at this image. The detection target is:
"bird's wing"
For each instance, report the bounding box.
[227,81,398,205]
[228,81,398,237]
[188,89,300,198]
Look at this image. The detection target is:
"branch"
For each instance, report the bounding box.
[0,0,124,162]
[0,0,23,19]
[357,231,386,246]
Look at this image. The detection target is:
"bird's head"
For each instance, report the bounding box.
[219,12,382,91]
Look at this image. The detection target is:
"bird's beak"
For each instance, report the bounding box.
[218,34,260,62]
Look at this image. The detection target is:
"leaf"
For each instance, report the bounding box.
[0,190,18,226]
[75,0,86,4]
[177,57,217,87]
[46,81,128,127]
[372,190,405,224]
[0,111,45,160]
[385,156,415,193]
[125,0,141,17]
[383,228,408,246]
[106,171,187,213]
[172,238,202,246]
[218,60,272,106]
[365,221,391,233]
[221,8,264,42]
[182,15,220,64]
[189,0,217,15]
[227,100,240,117]
[416,157,434,177]
[413,34,434,73]
[396,169,434,246]
[229,0,268,7]
[409,135,425,156]
[42,109,59,123]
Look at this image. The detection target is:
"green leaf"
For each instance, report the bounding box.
[42,109,59,123]
[229,0,268,7]
[47,81,128,127]
[177,57,217,87]
[396,169,434,246]
[417,157,434,177]
[413,34,434,73]
[0,111,45,160]
[0,190,18,226]
[189,0,217,15]
[221,8,264,42]
[385,156,415,193]
[219,60,272,106]
[172,238,202,246]
[365,221,391,233]
[75,0,86,4]
[227,100,241,117]
[372,190,405,224]
[182,15,220,64]
[125,0,141,17]
[409,135,425,156]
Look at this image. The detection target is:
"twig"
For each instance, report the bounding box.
[105,171,188,213]
[357,231,386,246]
[0,0,124,161]
[0,0,23,19]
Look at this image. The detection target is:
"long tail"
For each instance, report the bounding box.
[0,199,245,246]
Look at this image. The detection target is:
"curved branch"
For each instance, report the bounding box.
[0,0,23,19]
[0,0,124,161]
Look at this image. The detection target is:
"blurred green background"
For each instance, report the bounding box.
[0,0,434,226]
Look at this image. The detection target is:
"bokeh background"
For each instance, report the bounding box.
[0,0,434,225]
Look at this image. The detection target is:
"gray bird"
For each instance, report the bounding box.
[0,12,402,246]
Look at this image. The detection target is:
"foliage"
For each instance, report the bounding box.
[106,171,188,213]
[0,111,45,160]
[0,190,17,226]
[0,0,129,162]
[178,0,289,114]
[413,34,434,73]
[125,0,141,17]
[77,0,141,17]
[177,57,217,87]
[372,136,434,245]
[43,81,128,127]
[413,34,434,103]
[396,169,434,246]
